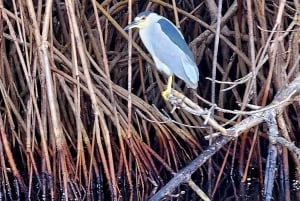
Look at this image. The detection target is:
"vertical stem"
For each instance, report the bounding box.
[127,0,132,138]
[209,0,222,196]
[171,0,180,28]
[246,0,257,103]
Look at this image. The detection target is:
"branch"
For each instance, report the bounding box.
[166,89,227,134]
[150,73,300,201]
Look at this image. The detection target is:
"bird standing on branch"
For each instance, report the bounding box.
[124,11,199,100]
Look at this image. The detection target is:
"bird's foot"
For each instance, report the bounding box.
[162,87,172,100]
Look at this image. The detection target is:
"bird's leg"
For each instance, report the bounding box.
[162,75,173,100]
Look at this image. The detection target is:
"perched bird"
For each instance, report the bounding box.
[124,11,199,100]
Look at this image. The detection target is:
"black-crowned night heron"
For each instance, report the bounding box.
[124,11,199,100]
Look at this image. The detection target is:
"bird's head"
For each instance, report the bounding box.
[124,11,157,30]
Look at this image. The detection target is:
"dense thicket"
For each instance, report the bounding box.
[1,0,300,200]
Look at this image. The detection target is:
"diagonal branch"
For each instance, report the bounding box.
[150,73,300,200]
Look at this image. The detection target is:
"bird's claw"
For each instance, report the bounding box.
[162,88,171,100]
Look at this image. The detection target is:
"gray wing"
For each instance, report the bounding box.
[149,21,199,88]
[157,18,194,60]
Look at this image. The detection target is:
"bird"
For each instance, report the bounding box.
[124,11,199,100]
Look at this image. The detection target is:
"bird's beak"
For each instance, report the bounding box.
[124,21,138,31]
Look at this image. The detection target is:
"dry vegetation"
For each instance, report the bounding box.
[1,0,300,200]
